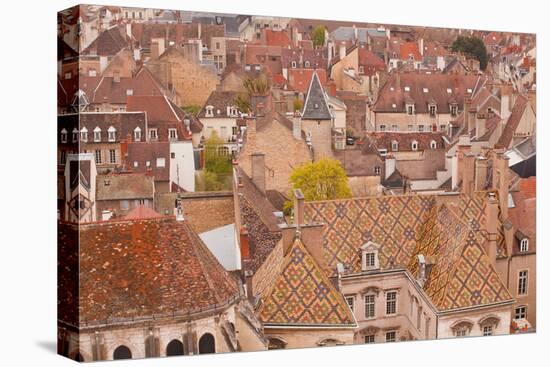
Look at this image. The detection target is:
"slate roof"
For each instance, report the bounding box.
[82,26,129,56]
[373,73,482,114]
[96,173,154,201]
[511,154,536,178]
[67,217,240,326]
[281,47,327,69]
[301,71,332,120]
[330,26,386,43]
[259,236,356,327]
[79,112,147,143]
[303,193,512,311]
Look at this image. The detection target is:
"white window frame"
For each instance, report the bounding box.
[134,127,141,141]
[391,140,399,151]
[364,294,376,319]
[518,270,528,295]
[60,128,68,143]
[406,104,414,115]
[379,124,386,132]
[205,106,214,117]
[80,127,88,142]
[94,149,102,164]
[411,140,419,151]
[168,128,178,140]
[93,127,102,142]
[345,296,354,312]
[385,290,397,315]
[108,126,116,142]
[156,157,166,167]
[482,325,493,336]
[520,238,529,253]
[430,140,437,149]
[149,128,158,141]
[429,104,437,116]
[364,334,375,344]
[515,305,527,320]
[72,128,79,143]
[109,149,116,164]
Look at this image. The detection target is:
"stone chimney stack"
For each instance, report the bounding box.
[493,151,510,219]
[462,152,476,195]
[474,156,488,191]
[151,40,160,60]
[500,84,513,120]
[293,110,302,140]
[339,42,346,60]
[475,112,487,138]
[484,192,499,268]
[293,188,305,228]
[467,106,477,134]
[113,70,120,83]
[419,38,424,56]
[251,153,266,193]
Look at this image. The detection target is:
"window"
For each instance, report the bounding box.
[346,297,354,312]
[440,124,447,132]
[205,106,214,117]
[133,161,138,168]
[81,127,88,142]
[518,270,528,295]
[456,329,467,337]
[171,152,175,159]
[168,128,178,140]
[366,252,376,267]
[379,124,386,132]
[520,238,529,253]
[60,128,67,143]
[430,140,437,149]
[386,291,397,315]
[156,158,166,167]
[364,335,375,344]
[72,128,79,143]
[232,126,239,136]
[411,140,419,151]
[89,69,97,77]
[418,125,424,132]
[305,61,311,68]
[126,89,133,96]
[291,61,297,68]
[483,326,493,336]
[64,72,72,80]
[429,104,437,116]
[515,306,527,320]
[385,331,396,343]
[149,129,158,141]
[134,127,141,141]
[374,166,381,175]
[391,124,399,131]
[407,124,414,131]
[94,149,102,164]
[391,140,399,151]
[450,104,458,116]
[407,104,414,115]
[359,65,364,74]
[120,200,129,210]
[109,149,116,163]
[108,126,116,142]
[93,127,101,142]
[365,294,375,318]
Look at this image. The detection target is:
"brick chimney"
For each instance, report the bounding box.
[474,156,488,191]
[292,110,302,140]
[467,107,477,134]
[475,112,487,138]
[500,84,513,120]
[251,153,266,193]
[293,188,305,228]
[239,225,250,259]
[462,152,476,195]
[484,192,499,268]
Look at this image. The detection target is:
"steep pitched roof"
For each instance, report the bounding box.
[198,91,241,118]
[263,29,292,47]
[496,95,530,148]
[259,236,356,327]
[82,26,129,56]
[301,71,332,120]
[288,68,327,94]
[68,217,240,326]
[400,41,422,60]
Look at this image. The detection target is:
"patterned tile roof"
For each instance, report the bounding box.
[259,237,356,327]
[304,194,512,311]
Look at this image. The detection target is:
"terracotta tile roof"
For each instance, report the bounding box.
[358,47,385,75]
[509,178,536,255]
[263,29,292,47]
[124,142,170,182]
[304,194,513,311]
[96,173,154,201]
[57,222,79,326]
[422,41,450,58]
[281,47,328,69]
[288,68,327,94]
[243,44,283,65]
[82,25,129,56]
[407,205,512,311]
[373,73,482,113]
[259,236,356,327]
[123,205,164,220]
[65,217,240,326]
[400,41,422,61]
[366,132,447,151]
[519,177,536,199]
[496,95,529,148]
[132,23,224,49]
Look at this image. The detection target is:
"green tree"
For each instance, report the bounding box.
[182,104,202,115]
[196,131,233,191]
[293,98,303,112]
[289,158,352,202]
[312,26,326,48]
[451,36,488,70]
[234,93,251,113]
[243,76,270,95]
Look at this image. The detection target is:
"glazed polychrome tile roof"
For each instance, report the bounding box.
[259,237,356,327]
[304,193,512,311]
[407,205,512,311]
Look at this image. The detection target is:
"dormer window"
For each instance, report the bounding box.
[361,241,380,271]
[229,106,238,116]
[60,128,68,143]
[404,86,410,92]
[423,88,429,93]
[305,61,310,68]
[168,128,178,141]
[430,140,437,149]
[520,238,529,253]
[134,126,141,141]
[429,104,437,116]
[391,140,399,151]
[411,140,419,151]
[314,103,319,109]
[205,106,214,117]
[72,128,79,143]
[108,126,116,142]
[80,127,88,142]
[126,89,133,96]
[149,128,158,141]
[291,61,297,68]
[89,69,97,77]
[406,103,415,115]
[93,127,101,142]
[359,65,364,74]
[450,104,458,116]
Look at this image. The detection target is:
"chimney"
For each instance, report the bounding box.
[113,70,120,83]
[462,152,475,195]
[475,112,487,138]
[251,153,266,193]
[500,84,512,120]
[493,151,510,219]
[474,156,488,191]
[417,254,427,287]
[239,225,250,259]
[293,188,305,228]
[292,110,302,140]
[339,42,346,60]
[151,40,160,60]
[467,107,476,134]
[385,155,396,180]
[484,192,499,268]
[463,97,472,128]
[99,56,108,73]
[418,38,424,57]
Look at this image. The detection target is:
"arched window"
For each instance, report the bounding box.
[205,106,214,117]
[60,128,68,143]
[93,126,102,142]
[430,140,437,149]
[72,128,79,143]
[108,126,116,142]
[305,61,310,68]
[198,333,215,354]
[291,61,297,68]
[134,126,141,141]
[317,338,343,347]
[113,345,132,360]
[411,140,419,151]
[268,337,287,350]
[520,238,529,252]
[166,339,184,356]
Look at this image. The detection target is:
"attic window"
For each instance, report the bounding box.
[450,104,458,116]
[205,106,214,117]
[406,104,415,115]
[291,61,297,68]
[60,128,68,143]
[255,65,261,71]
[404,86,410,92]
[467,88,473,94]
[108,126,116,142]
[244,64,251,71]
[72,128,79,143]
[133,161,138,168]
[361,242,380,271]
[430,140,437,149]
[423,88,429,93]
[392,103,397,109]
[411,140,419,151]
[390,87,395,91]
[126,89,133,96]
[447,88,452,94]
[314,103,319,109]
[80,127,88,142]
[89,69,97,77]
[305,61,310,68]
[391,140,399,151]
[429,104,437,116]
[104,179,110,186]
[134,126,141,141]
[93,127,102,142]
[520,238,529,252]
